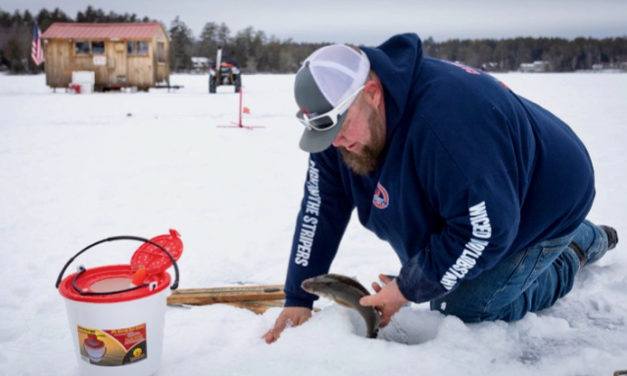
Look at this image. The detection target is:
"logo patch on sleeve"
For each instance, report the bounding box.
[372,182,389,209]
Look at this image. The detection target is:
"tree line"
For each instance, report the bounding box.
[167,16,325,73]
[422,36,627,72]
[1,7,626,74]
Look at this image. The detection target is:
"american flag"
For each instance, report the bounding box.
[31,23,45,66]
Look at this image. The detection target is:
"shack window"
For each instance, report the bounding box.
[127,41,150,56]
[75,41,90,55]
[137,41,149,55]
[157,42,165,63]
[91,41,105,54]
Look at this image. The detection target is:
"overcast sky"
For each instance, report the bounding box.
[5,0,627,45]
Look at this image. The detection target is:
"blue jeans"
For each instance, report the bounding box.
[430,220,608,322]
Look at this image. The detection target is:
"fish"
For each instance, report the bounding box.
[301,273,381,338]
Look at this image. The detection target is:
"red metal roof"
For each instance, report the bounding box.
[42,22,164,40]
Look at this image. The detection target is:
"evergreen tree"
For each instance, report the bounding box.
[217,22,231,49]
[198,21,220,59]
[4,36,26,72]
[169,16,195,72]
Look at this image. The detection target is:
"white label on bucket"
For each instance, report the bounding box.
[77,324,147,366]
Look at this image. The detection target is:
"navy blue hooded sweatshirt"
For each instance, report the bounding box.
[284,33,595,308]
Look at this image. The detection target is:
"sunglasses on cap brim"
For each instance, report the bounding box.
[297,85,364,131]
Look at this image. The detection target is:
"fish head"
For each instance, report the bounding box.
[300,278,316,294]
[301,275,339,295]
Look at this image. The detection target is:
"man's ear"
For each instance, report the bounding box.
[363,80,383,108]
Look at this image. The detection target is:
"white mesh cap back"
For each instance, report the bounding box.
[305,44,370,107]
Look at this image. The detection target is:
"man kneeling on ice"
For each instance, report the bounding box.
[264,33,618,343]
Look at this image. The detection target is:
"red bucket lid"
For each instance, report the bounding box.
[131,229,183,276]
[57,229,183,303]
[59,264,171,303]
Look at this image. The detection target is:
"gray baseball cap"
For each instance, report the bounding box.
[294,44,370,153]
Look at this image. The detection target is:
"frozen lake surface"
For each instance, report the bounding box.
[1,72,626,375]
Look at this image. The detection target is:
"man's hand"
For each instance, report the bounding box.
[359,274,408,328]
[263,306,312,344]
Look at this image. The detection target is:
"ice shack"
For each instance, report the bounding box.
[41,22,170,91]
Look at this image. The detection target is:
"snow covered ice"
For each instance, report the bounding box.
[1,72,626,375]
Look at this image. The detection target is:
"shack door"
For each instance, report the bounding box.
[107,42,127,86]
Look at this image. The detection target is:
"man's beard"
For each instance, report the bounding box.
[339,111,385,176]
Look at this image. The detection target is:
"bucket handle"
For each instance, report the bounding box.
[55,235,180,292]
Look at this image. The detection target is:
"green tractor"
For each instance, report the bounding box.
[209,47,241,94]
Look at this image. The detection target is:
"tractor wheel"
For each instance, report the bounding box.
[209,76,216,93]
[234,74,241,93]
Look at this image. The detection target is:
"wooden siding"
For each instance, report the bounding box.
[153,28,169,84]
[44,40,71,87]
